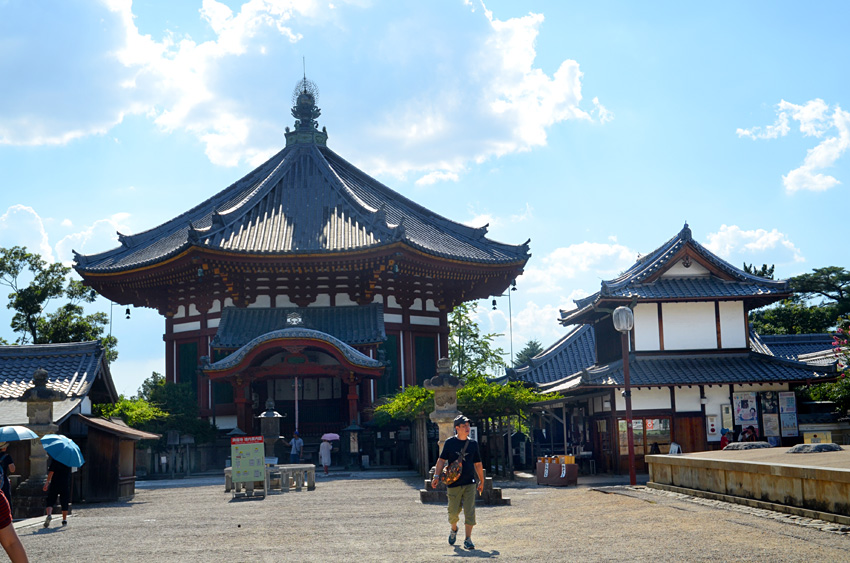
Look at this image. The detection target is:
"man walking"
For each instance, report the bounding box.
[431,415,484,550]
[286,431,303,464]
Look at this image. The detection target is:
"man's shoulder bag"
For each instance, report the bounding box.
[441,439,470,485]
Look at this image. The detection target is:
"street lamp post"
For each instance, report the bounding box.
[613,306,637,486]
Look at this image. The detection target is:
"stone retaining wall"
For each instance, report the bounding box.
[646,453,850,517]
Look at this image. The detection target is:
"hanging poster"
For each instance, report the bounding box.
[231,436,265,483]
[780,413,798,437]
[721,404,733,431]
[779,391,797,413]
[733,392,758,426]
[779,391,798,437]
[760,391,779,414]
[762,413,780,437]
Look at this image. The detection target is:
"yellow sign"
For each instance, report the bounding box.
[231,436,265,483]
[803,431,832,444]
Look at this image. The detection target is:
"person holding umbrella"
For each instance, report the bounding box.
[0,426,39,503]
[0,443,15,502]
[40,434,84,528]
[319,433,339,476]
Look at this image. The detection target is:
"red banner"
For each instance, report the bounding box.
[231,435,263,446]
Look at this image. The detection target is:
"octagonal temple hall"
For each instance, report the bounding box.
[74,78,530,435]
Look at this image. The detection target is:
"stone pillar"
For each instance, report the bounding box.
[14,368,67,518]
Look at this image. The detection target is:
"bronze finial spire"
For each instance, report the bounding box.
[285,71,327,147]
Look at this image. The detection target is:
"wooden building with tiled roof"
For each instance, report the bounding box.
[74,78,530,435]
[512,224,836,475]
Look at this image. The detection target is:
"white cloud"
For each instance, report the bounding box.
[738,99,849,193]
[54,213,133,266]
[592,96,613,124]
[510,203,533,223]
[0,1,604,177]
[522,241,636,294]
[0,205,55,262]
[703,224,804,264]
[463,212,496,229]
[415,171,460,186]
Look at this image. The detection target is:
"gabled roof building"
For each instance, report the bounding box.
[74,78,529,435]
[513,224,836,475]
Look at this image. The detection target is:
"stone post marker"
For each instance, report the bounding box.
[14,367,67,518]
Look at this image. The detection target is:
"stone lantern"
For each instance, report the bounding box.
[15,367,67,517]
[257,398,284,459]
[425,357,464,454]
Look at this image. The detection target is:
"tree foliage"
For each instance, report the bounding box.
[794,316,850,415]
[513,339,543,367]
[448,302,506,379]
[750,266,849,335]
[374,304,556,425]
[743,263,775,279]
[94,372,217,447]
[750,301,837,335]
[0,246,117,361]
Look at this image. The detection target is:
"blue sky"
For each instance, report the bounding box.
[1,1,847,396]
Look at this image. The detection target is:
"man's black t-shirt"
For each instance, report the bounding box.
[439,436,481,488]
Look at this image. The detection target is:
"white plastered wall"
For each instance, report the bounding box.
[615,387,671,411]
[634,303,660,351]
[674,386,702,411]
[662,302,716,350]
[719,301,746,348]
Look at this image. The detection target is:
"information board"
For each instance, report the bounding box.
[231,436,265,483]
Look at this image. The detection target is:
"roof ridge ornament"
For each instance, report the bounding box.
[285,76,328,147]
[681,222,692,241]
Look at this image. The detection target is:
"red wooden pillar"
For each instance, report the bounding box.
[347,377,359,424]
[233,379,252,433]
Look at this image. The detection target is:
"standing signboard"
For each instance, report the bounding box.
[779,391,798,437]
[231,435,265,483]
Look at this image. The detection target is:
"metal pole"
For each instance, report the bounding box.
[508,291,513,366]
[621,331,637,486]
[294,376,299,433]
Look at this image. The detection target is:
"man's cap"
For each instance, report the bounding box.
[720,428,728,435]
[293,431,299,436]
[453,415,470,427]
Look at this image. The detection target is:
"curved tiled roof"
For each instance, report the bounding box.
[564,224,789,323]
[757,333,836,360]
[542,352,835,394]
[74,140,529,274]
[203,328,383,372]
[511,325,596,386]
[0,341,113,400]
[212,304,386,348]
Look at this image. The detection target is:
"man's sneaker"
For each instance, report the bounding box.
[62,520,67,526]
[448,528,457,545]
[43,514,51,528]
[463,538,475,550]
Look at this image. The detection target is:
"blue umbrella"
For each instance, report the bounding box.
[0,425,38,442]
[40,434,84,468]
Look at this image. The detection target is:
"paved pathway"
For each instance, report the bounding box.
[15,471,850,562]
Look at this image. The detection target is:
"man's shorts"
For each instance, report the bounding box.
[446,483,476,526]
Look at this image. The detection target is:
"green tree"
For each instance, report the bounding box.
[0,246,117,361]
[448,302,506,379]
[743,263,775,279]
[513,339,543,367]
[94,372,217,447]
[750,266,849,335]
[750,301,837,335]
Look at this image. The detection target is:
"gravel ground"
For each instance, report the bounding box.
[15,472,850,562]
